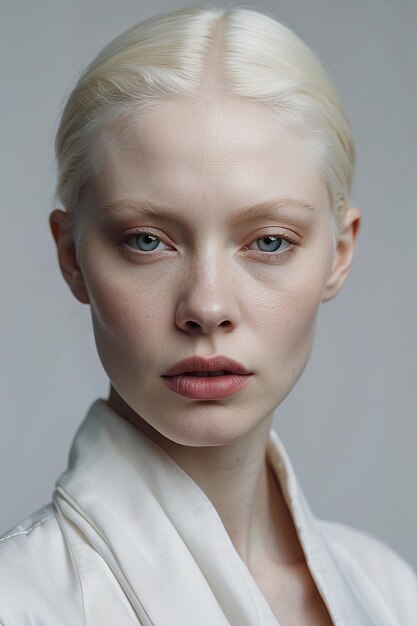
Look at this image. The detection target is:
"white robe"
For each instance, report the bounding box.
[0,398,416,625]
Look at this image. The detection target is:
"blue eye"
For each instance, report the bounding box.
[121,230,296,260]
[126,232,168,252]
[248,235,291,254]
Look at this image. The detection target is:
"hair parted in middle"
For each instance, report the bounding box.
[55,5,355,250]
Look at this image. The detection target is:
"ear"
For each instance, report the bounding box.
[322,207,362,303]
[49,209,90,304]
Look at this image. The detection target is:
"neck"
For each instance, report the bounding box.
[106,386,305,569]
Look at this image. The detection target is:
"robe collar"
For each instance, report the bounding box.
[53,398,396,626]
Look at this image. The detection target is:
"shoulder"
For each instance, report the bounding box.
[317,518,417,626]
[0,503,83,625]
[0,503,59,567]
[0,502,56,541]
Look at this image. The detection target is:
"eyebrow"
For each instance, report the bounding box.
[100,196,314,225]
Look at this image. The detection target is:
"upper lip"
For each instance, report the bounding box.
[162,355,253,376]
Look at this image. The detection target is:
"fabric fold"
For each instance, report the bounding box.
[52,398,399,626]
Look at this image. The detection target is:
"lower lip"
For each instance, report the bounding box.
[161,373,254,399]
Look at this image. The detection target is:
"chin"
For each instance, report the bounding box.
[157,406,266,448]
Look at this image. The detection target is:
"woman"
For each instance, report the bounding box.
[0,6,415,625]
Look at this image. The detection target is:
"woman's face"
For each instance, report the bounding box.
[76,97,337,446]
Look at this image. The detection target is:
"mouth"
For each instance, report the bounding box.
[182,370,231,377]
[161,370,253,399]
[162,355,253,378]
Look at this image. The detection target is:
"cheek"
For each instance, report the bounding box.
[80,244,166,355]
[260,280,321,357]
[86,274,164,392]
[254,256,330,399]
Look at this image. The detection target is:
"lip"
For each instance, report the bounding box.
[162,373,253,400]
[162,355,253,377]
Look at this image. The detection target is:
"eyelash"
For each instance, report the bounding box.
[120,227,299,261]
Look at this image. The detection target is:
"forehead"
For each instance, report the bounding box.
[94,97,328,214]
[101,96,313,165]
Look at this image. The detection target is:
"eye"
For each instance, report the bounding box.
[122,230,169,253]
[246,234,296,256]
[119,228,298,260]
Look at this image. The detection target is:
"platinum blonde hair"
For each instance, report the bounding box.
[55,5,355,248]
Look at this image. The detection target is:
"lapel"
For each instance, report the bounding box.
[53,399,397,626]
[266,431,398,626]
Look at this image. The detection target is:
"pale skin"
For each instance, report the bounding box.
[50,95,361,625]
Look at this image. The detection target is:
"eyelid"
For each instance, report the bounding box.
[245,227,300,245]
[119,225,168,242]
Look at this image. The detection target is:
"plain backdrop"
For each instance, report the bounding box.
[1,0,416,571]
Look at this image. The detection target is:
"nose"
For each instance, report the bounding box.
[175,255,241,335]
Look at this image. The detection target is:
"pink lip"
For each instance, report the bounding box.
[162,373,253,400]
[161,355,254,400]
[162,355,252,377]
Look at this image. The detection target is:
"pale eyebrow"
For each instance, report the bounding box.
[100,196,314,224]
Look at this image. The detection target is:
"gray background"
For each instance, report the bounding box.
[1,0,416,571]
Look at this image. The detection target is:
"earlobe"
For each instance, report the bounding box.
[322,207,362,303]
[49,209,90,305]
